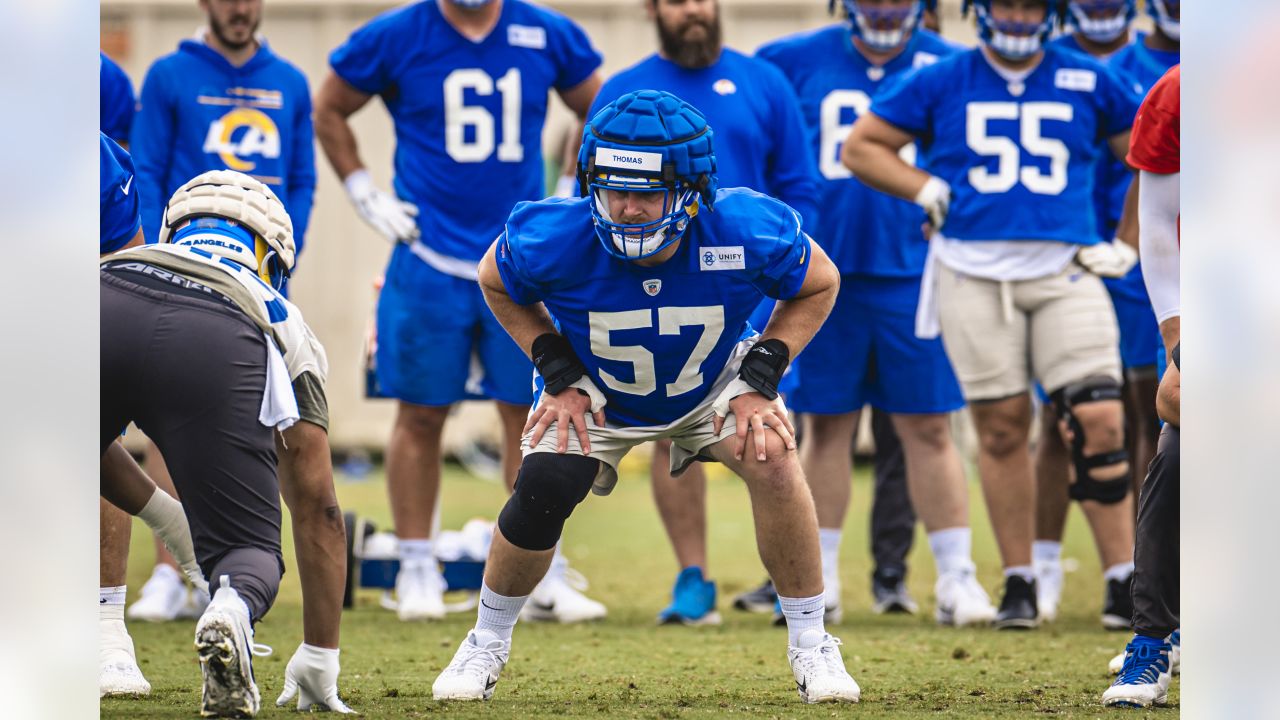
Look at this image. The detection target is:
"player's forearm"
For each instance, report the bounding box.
[761,252,839,359]
[314,108,364,181]
[100,440,157,515]
[842,130,930,202]
[276,421,345,649]
[478,249,557,355]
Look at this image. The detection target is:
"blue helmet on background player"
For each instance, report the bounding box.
[964,0,1058,60]
[1147,0,1179,41]
[1066,0,1135,43]
[831,0,932,52]
[160,170,296,290]
[578,90,718,261]
[447,0,494,8]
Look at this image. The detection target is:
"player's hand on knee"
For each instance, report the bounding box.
[715,392,796,462]
[525,389,604,454]
[276,643,354,713]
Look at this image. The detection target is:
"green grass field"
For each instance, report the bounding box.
[102,459,1178,718]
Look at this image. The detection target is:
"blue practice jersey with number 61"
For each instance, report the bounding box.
[871,44,1142,245]
[330,0,602,263]
[495,189,812,427]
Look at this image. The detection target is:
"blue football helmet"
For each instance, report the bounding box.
[964,0,1059,60]
[1066,0,1135,43]
[1148,0,1179,41]
[831,0,932,52]
[578,90,717,261]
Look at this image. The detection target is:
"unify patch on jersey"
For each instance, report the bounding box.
[1054,68,1098,93]
[508,24,547,49]
[700,246,746,271]
[595,147,662,173]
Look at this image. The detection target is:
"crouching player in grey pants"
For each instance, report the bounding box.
[99,171,353,717]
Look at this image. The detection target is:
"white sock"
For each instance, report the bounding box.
[100,586,126,621]
[1032,540,1062,570]
[399,538,434,563]
[778,593,825,646]
[1103,562,1135,582]
[1004,565,1035,582]
[818,528,842,579]
[927,527,972,576]
[475,583,527,643]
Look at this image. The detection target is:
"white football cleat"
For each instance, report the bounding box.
[935,567,997,627]
[195,576,271,718]
[127,564,187,623]
[1108,649,1126,675]
[1034,560,1063,624]
[788,629,860,704]
[521,563,606,624]
[432,630,509,701]
[395,558,446,621]
[100,618,151,697]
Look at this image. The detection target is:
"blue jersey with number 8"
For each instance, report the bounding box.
[871,44,1141,246]
[495,190,811,427]
[330,0,602,262]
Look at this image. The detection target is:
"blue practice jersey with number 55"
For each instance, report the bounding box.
[871,44,1142,245]
[330,0,602,263]
[495,189,812,427]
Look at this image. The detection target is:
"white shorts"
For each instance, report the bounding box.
[522,337,759,496]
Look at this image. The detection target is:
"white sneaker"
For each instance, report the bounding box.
[788,629,860,704]
[127,564,187,623]
[522,563,607,623]
[432,629,509,701]
[100,619,151,697]
[396,558,446,621]
[935,567,997,627]
[1034,560,1063,624]
[823,574,844,625]
[194,576,271,718]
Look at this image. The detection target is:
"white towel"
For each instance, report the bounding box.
[914,232,942,340]
[259,333,299,431]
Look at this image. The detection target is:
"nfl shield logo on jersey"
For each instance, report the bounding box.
[643,279,662,296]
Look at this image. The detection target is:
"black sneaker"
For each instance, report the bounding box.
[1102,573,1134,631]
[732,578,777,614]
[994,575,1038,630]
[871,568,918,615]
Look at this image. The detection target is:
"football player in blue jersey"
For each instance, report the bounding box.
[843,0,1143,629]
[758,0,997,628]
[432,90,857,704]
[1032,0,1179,627]
[100,52,135,146]
[126,0,317,625]
[584,0,819,627]
[314,0,606,623]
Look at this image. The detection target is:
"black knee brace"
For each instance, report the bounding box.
[1052,377,1130,505]
[497,453,600,551]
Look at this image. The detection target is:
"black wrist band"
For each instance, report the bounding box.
[531,333,586,395]
[738,338,790,400]
[1171,342,1180,371]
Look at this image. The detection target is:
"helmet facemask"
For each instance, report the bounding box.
[589,172,700,261]
[1150,0,1179,41]
[1068,0,1134,43]
[971,0,1055,61]
[842,0,924,52]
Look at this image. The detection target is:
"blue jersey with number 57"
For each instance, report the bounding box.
[496,189,812,427]
[871,44,1141,245]
[758,26,959,277]
[330,0,602,263]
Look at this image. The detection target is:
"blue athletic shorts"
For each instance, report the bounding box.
[788,275,964,415]
[1105,281,1162,371]
[375,244,533,407]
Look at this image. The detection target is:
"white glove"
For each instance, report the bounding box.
[137,488,208,594]
[344,169,420,244]
[552,174,578,198]
[711,377,759,420]
[275,643,354,713]
[567,375,607,413]
[914,176,951,231]
[1076,238,1139,278]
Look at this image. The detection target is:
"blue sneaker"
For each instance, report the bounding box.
[1168,629,1181,675]
[657,567,721,626]
[1101,635,1172,708]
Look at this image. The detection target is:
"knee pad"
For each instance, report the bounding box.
[1051,377,1130,505]
[497,453,600,551]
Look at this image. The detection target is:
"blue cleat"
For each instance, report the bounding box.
[1168,629,1181,675]
[657,567,721,626]
[1102,635,1172,708]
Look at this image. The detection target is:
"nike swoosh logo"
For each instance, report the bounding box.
[531,601,555,612]
[120,175,133,196]
[796,678,807,694]
[100,597,108,604]
[801,609,818,615]
[485,677,498,691]
[480,599,498,611]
